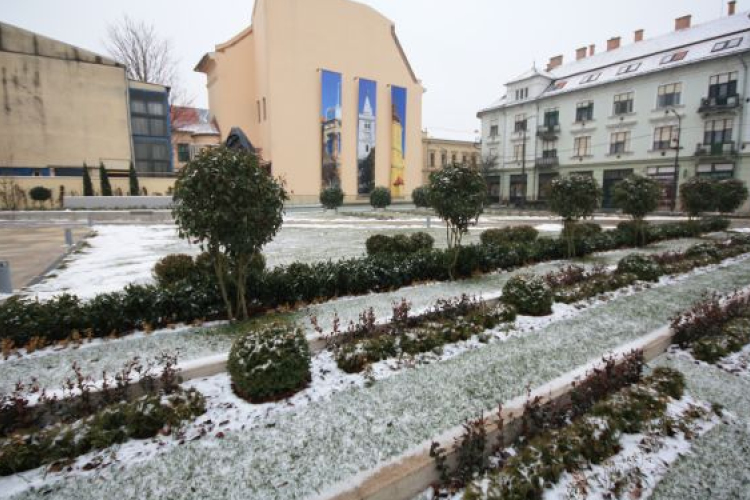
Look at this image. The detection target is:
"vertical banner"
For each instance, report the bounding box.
[390,85,407,197]
[321,70,343,187]
[357,78,377,195]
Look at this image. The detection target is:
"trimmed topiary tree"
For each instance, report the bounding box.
[82,163,94,197]
[173,146,287,320]
[228,324,311,403]
[129,162,140,196]
[616,254,662,282]
[549,174,602,258]
[428,163,486,279]
[370,186,392,209]
[99,162,113,197]
[412,186,431,208]
[28,186,52,208]
[613,175,661,247]
[320,185,344,211]
[153,254,197,287]
[714,179,748,215]
[501,274,553,316]
[680,177,715,220]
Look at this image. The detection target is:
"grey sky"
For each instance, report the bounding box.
[2,0,733,141]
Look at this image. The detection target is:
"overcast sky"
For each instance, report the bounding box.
[3,0,734,141]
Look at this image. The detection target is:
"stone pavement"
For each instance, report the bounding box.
[0,223,89,292]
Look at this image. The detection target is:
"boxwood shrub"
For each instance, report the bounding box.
[480,226,539,246]
[501,274,553,316]
[616,254,662,282]
[366,232,434,256]
[153,254,197,287]
[228,324,311,403]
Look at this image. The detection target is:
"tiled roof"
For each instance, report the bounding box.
[171,107,220,136]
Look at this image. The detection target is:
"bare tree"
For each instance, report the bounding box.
[105,16,192,113]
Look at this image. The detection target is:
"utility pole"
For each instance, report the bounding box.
[666,108,682,212]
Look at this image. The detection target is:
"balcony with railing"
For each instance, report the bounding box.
[535,152,559,169]
[694,141,737,162]
[699,94,741,113]
[536,124,560,140]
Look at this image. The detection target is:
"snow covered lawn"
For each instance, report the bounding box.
[5,251,750,500]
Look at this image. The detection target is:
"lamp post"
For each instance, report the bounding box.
[665,108,682,213]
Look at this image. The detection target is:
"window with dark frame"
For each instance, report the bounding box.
[660,50,688,64]
[574,136,591,157]
[580,72,602,84]
[514,114,527,133]
[575,101,594,122]
[542,140,557,158]
[657,83,682,108]
[708,72,739,103]
[489,124,499,137]
[430,152,435,167]
[653,126,677,150]
[263,97,267,120]
[609,131,629,154]
[613,92,634,115]
[712,37,743,52]
[177,143,191,162]
[513,143,524,162]
[617,63,641,75]
[704,118,734,146]
[257,100,261,123]
[544,108,559,128]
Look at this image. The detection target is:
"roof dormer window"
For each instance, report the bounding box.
[660,50,688,64]
[580,72,602,84]
[553,81,567,90]
[515,88,529,101]
[712,37,743,52]
[617,62,641,75]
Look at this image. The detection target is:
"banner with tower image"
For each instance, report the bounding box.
[357,78,377,195]
[390,85,407,197]
[321,69,343,187]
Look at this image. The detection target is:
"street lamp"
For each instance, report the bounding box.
[665,108,682,213]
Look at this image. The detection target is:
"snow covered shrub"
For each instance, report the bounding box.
[672,292,750,353]
[480,226,538,246]
[370,186,392,209]
[228,324,311,403]
[320,185,344,211]
[501,274,553,316]
[684,242,721,262]
[680,177,717,219]
[153,254,197,287]
[714,178,748,214]
[616,254,662,282]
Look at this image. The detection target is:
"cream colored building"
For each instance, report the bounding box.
[196,0,424,204]
[0,22,174,205]
[422,132,480,185]
[171,107,221,170]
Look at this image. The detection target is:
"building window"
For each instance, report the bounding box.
[130,92,168,139]
[177,143,191,162]
[574,136,591,157]
[613,92,634,115]
[553,81,567,90]
[515,88,529,100]
[575,101,594,122]
[660,50,688,64]
[452,153,457,164]
[263,97,267,120]
[704,119,734,145]
[657,83,682,108]
[653,126,677,150]
[134,140,171,174]
[617,63,641,75]
[429,152,435,167]
[543,108,559,127]
[489,124,499,137]
[472,154,477,166]
[489,148,498,160]
[513,144,524,162]
[441,152,447,166]
[580,72,602,84]
[542,140,557,157]
[708,72,739,102]
[257,100,261,123]
[712,37,742,52]
[514,114,527,133]
[697,164,735,180]
[609,131,629,154]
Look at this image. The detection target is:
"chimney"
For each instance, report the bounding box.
[576,47,588,61]
[607,37,621,51]
[634,29,644,42]
[546,55,564,71]
[675,15,692,31]
[589,44,596,56]
[729,1,737,15]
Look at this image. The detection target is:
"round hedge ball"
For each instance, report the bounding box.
[228,324,311,403]
[501,274,553,316]
[616,254,662,282]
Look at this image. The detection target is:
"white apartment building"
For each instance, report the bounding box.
[478,2,750,212]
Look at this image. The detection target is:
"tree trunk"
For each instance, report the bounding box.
[213,252,234,321]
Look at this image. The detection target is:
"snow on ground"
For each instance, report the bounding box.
[0,238,705,393]
[6,252,750,500]
[651,354,750,500]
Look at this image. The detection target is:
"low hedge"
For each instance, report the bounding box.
[366,232,435,256]
[501,274,553,316]
[228,324,311,403]
[0,218,732,346]
[616,254,663,282]
[480,226,539,246]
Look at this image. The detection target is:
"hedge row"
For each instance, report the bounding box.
[0,218,731,346]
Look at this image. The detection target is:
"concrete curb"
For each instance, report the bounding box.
[24,230,95,289]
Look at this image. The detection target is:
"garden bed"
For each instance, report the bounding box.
[4,253,750,500]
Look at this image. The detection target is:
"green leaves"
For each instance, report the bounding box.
[613,175,661,220]
[549,174,601,221]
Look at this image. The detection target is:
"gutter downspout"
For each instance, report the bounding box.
[738,54,748,154]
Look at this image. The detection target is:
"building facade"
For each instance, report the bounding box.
[171,106,221,171]
[478,4,750,212]
[0,22,173,204]
[421,133,480,185]
[195,0,424,204]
